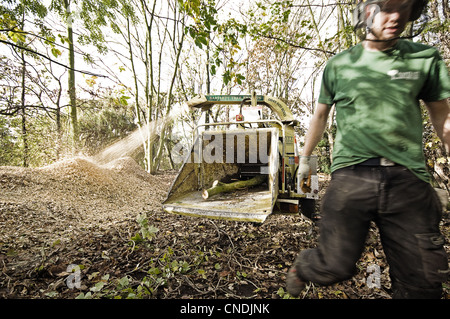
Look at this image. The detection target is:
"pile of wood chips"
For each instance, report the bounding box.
[0,156,173,253]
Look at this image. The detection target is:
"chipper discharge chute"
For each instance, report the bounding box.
[163,93,319,223]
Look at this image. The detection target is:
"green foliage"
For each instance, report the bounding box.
[180,0,247,86]
[0,111,71,167]
[0,116,22,166]
[76,273,139,299]
[49,0,119,54]
[0,92,138,167]
[76,250,193,299]
[79,215,194,299]
[1,0,49,54]
[77,97,137,155]
[276,287,297,299]
[177,0,201,17]
[133,213,159,243]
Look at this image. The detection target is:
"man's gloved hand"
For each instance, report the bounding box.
[299,156,312,193]
[298,156,311,180]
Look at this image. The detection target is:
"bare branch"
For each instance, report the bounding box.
[256,32,336,55]
[0,39,108,78]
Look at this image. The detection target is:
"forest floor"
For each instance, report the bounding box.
[0,156,449,300]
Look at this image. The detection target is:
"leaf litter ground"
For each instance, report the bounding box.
[0,156,448,299]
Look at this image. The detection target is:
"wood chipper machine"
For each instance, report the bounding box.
[162,93,319,223]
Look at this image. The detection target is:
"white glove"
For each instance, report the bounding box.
[298,156,311,181]
[298,156,312,193]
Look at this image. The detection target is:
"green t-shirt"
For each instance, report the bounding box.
[318,40,450,182]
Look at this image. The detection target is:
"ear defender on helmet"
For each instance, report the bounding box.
[352,0,429,40]
[352,0,428,29]
[408,0,427,21]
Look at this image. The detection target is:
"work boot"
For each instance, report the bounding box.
[286,266,307,297]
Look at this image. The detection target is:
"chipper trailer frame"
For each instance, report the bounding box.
[163,93,319,223]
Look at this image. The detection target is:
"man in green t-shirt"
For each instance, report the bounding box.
[287,0,449,299]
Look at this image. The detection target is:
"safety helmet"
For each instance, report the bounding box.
[352,0,428,29]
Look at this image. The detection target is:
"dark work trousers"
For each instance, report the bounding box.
[294,164,449,299]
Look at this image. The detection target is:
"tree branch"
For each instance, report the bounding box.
[290,2,353,7]
[0,39,108,78]
[256,32,336,55]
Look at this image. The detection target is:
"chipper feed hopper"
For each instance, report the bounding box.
[163,93,319,223]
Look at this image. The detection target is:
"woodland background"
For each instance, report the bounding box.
[0,0,448,185]
[0,0,449,300]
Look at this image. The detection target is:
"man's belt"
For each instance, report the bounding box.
[358,157,397,167]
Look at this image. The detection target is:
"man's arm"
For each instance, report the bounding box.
[425,99,450,154]
[301,103,332,156]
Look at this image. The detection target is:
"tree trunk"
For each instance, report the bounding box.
[140,0,156,173]
[20,49,28,167]
[126,16,141,124]
[202,175,266,200]
[55,77,63,160]
[19,11,28,167]
[152,31,186,173]
[64,0,78,147]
